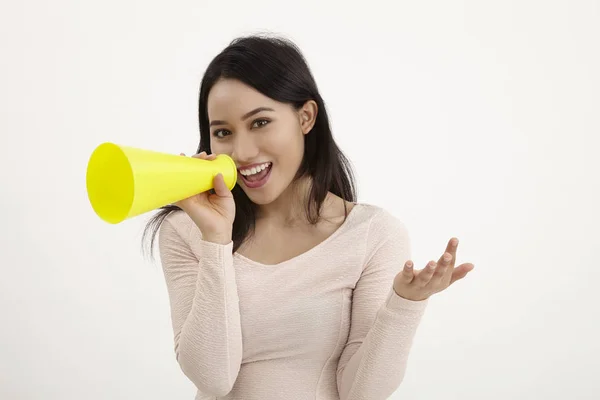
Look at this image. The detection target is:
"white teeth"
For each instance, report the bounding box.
[240,162,271,176]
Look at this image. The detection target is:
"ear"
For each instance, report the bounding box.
[298,100,318,135]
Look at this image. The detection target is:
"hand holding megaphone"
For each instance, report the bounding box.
[174,151,235,244]
[86,142,238,243]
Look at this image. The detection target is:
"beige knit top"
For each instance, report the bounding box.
[158,203,428,400]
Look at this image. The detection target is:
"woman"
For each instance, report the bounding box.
[143,34,474,400]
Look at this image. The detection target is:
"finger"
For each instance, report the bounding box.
[192,151,207,159]
[431,252,452,285]
[400,260,415,283]
[449,264,475,286]
[179,152,186,156]
[444,237,459,267]
[212,173,232,197]
[436,251,453,269]
[437,250,454,267]
[415,260,437,286]
[206,153,217,160]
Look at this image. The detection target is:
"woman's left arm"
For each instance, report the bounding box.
[336,210,474,400]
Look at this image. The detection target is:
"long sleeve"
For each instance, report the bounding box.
[158,214,242,397]
[336,210,429,400]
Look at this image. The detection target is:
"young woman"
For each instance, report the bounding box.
[143,34,474,400]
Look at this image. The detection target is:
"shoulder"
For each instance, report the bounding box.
[352,203,411,263]
[352,202,410,240]
[159,209,201,243]
[157,210,207,262]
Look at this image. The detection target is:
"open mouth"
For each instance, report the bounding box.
[238,162,273,189]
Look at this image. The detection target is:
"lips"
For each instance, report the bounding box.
[238,161,272,176]
[238,162,272,189]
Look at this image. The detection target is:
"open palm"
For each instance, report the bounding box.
[393,237,475,301]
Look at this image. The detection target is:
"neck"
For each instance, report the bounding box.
[256,175,316,227]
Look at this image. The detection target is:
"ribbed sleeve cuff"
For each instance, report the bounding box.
[384,286,429,312]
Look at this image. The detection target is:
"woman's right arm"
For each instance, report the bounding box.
[158,216,242,397]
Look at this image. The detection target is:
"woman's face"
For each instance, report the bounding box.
[208,78,316,205]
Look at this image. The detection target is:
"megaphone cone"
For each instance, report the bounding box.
[86,142,237,224]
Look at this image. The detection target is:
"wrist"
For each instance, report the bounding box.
[393,286,428,302]
[202,232,232,245]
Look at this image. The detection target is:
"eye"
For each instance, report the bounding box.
[212,129,231,139]
[252,118,270,129]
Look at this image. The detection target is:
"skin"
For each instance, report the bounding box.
[180,77,475,301]
[393,238,475,301]
[207,77,318,224]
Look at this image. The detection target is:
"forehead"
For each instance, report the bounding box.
[207,79,278,119]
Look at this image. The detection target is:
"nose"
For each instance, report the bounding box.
[231,131,259,165]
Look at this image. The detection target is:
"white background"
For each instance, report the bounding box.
[1,0,598,399]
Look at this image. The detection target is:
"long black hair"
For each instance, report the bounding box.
[142,33,357,259]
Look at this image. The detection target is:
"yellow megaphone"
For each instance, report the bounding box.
[86,142,237,224]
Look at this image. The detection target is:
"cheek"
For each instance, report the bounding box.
[210,139,230,155]
[270,127,304,160]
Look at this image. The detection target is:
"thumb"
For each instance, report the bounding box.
[212,173,232,197]
[449,264,474,286]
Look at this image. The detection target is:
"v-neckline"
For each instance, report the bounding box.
[234,203,362,267]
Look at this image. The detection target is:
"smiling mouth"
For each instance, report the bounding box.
[238,162,272,187]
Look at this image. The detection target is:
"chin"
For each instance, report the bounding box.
[245,194,271,205]
[243,180,295,206]
[239,168,297,206]
[241,187,279,205]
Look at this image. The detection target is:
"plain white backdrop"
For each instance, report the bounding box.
[1,0,598,399]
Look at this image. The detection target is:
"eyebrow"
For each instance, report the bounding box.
[209,107,275,127]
